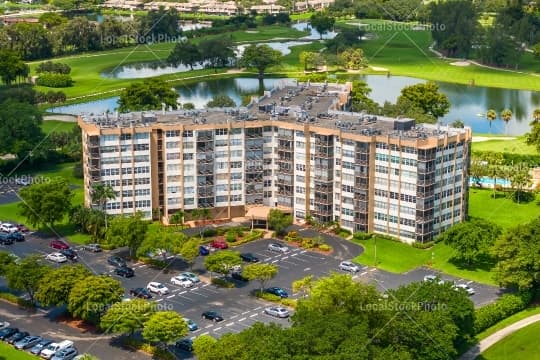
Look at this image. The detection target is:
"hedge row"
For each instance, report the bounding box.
[0,292,33,308]
[473,150,540,166]
[474,292,532,334]
[36,73,73,88]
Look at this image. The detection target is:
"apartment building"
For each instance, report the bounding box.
[78,81,471,243]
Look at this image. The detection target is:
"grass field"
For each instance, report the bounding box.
[471,137,538,155]
[476,305,540,341]
[41,120,77,134]
[337,19,539,91]
[0,341,37,360]
[479,321,540,360]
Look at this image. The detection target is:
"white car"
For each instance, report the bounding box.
[170,276,194,288]
[267,243,289,253]
[46,252,68,263]
[423,275,445,284]
[264,306,290,318]
[339,261,360,272]
[180,272,200,283]
[0,223,18,233]
[454,283,475,296]
[0,321,9,330]
[147,282,170,295]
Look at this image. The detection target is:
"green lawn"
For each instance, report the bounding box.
[476,305,540,341]
[41,120,77,134]
[337,19,539,91]
[0,162,90,244]
[469,189,540,229]
[471,137,537,155]
[0,341,37,360]
[479,321,540,360]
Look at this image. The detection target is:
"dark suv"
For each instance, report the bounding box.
[9,232,25,242]
[107,256,126,268]
[0,233,14,245]
[115,266,134,278]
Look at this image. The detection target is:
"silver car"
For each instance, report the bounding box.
[14,335,41,350]
[51,347,78,360]
[264,306,290,318]
[453,284,475,295]
[267,243,289,253]
[339,261,360,272]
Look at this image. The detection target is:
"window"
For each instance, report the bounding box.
[167,164,180,171]
[183,153,193,160]
[215,128,228,136]
[231,161,242,169]
[296,164,305,172]
[134,144,149,151]
[167,186,180,194]
[120,134,132,141]
[295,186,305,194]
[101,135,118,142]
[183,142,194,150]
[167,153,180,160]
[134,189,150,196]
[216,195,228,203]
[184,198,194,205]
[231,194,242,202]
[231,172,242,180]
[166,130,180,137]
[166,141,179,149]
[168,197,181,205]
[231,183,242,191]
[182,130,193,138]
[134,178,150,185]
[134,133,149,140]
[230,139,242,146]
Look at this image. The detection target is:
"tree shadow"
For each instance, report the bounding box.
[447,255,496,273]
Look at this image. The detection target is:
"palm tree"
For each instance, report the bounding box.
[533,108,540,123]
[501,109,512,134]
[191,208,211,238]
[486,109,497,133]
[170,211,184,228]
[90,183,116,229]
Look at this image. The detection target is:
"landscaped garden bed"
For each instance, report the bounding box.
[283,231,333,253]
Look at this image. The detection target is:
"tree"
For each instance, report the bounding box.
[198,36,235,71]
[0,50,28,85]
[451,119,464,128]
[243,263,278,292]
[267,209,292,236]
[142,311,188,344]
[101,299,156,337]
[106,213,148,258]
[170,211,184,227]
[137,227,186,261]
[18,177,73,229]
[179,238,200,270]
[492,218,540,290]
[339,48,368,70]
[350,80,379,113]
[534,43,540,60]
[35,265,91,307]
[429,0,478,57]
[193,334,218,359]
[500,108,512,134]
[5,255,49,305]
[239,44,282,79]
[191,208,211,238]
[486,109,497,132]
[0,100,43,158]
[485,152,504,198]
[469,157,488,185]
[4,23,53,60]
[167,41,202,70]
[90,183,116,229]
[118,79,178,112]
[439,219,501,265]
[0,251,17,276]
[309,12,335,39]
[292,275,314,298]
[508,163,532,203]
[533,108,540,123]
[204,250,242,277]
[61,17,100,52]
[68,275,124,324]
[397,82,450,119]
[207,95,236,108]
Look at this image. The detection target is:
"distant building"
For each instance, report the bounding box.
[78,81,471,243]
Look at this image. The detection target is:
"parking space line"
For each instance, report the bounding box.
[179,291,187,294]
[241,310,250,315]
[290,253,298,257]
[238,317,246,322]
[202,283,209,287]
[214,327,222,331]
[166,295,175,299]
[230,315,238,319]
[189,290,208,298]
[226,323,234,327]
[201,332,209,336]
[360,271,368,276]
[205,324,213,328]
[466,280,473,284]
[271,259,279,263]
[282,256,288,260]
[249,314,258,318]
[155,299,163,302]
[254,306,261,311]
[369,268,377,272]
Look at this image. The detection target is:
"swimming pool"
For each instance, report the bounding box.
[469,176,511,187]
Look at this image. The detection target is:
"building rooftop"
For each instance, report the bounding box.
[79,80,470,141]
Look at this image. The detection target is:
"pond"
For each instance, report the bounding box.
[48,75,540,135]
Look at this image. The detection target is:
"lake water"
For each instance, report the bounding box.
[49,75,539,135]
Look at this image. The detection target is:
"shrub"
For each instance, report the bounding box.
[474,292,532,334]
[211,277,235,288]
[301,238,314,249]
[353,232,373,241]
[255,291,281,302]
[226,231,236,243]
[280,298,297,308]
[318,244,331,252]
[0,292,33,308]
[202,228,217,237]
[36,61,71,74]
[36,73,73,88]
[124,338,175,359]
[412,241,435,249]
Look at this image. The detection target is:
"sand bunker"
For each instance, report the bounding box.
[450,61,471,66]
[370,66,389,71]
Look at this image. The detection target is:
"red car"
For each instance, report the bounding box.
[50,239,70,250]
[210,239,228,249]
[15,224,29,233]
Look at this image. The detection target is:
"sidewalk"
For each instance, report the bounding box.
[459,314,540,360]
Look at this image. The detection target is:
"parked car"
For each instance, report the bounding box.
[264,306,290,318]
[51,346,78,360]
[9,232,25,242]
[82,244,102,252]
[453,283,475,296]
[339,261,360,273]
[30,339,53,355]
[60,248,78,261]
[39,340,74,359]
[50,240,70,250]
[107,256,126,268]
[267,243,289,253]
[265,287,288,298]
[7,330,29,344]
[15,223,29,233]
[201,311,223,322]
[230,271,249,282]
[210,239,228,249]
[0,233,14,245]
[115,266,134,278]
[0,223,19,233]
[240,253,259,263]
[184,319,198,331]
[199,245,210,256]
[0,321,9,330]
[180,272,200,283]
[46,252,68,263]
[175,338,193,352]
[129,288,152,299]
[14,335,41,350]
[423,275,445,285]
[147,282,169,295]
[170,276,193,288]
[0,327,18,340]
